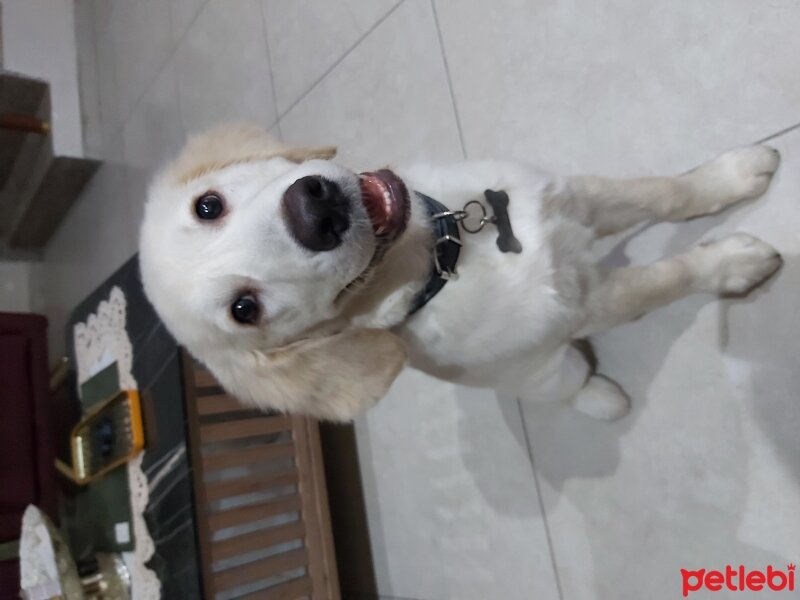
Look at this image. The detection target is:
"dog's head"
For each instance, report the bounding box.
[139,124,411,420]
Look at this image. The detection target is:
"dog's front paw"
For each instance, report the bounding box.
[692,233,783,295]
[685,145,781,213]
[572,375,630,421]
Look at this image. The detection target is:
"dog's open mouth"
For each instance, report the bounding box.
[337,170,410,301]
[359,170,410,241]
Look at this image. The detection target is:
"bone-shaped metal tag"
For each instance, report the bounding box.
[484,189,522,254]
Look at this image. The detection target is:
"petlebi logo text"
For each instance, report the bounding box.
[681,564,795,596]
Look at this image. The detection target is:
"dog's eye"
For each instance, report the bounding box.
[195,193,224,220]
[231,294,260,325]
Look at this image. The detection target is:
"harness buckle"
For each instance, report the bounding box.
[433,235,461,280]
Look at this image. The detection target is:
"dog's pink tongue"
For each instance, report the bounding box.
[360,174,391,235]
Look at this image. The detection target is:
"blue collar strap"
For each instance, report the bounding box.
[407,192,462,316]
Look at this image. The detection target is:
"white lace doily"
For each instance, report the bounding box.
[73,286,160,599]
[19,506,83,600]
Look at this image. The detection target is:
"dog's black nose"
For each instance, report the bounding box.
[283,175,351,251]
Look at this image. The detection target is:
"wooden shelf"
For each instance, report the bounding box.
[0,70,100,251]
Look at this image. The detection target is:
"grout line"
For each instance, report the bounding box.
[343,594,433,600]
[755,121,800,144]
[259,1,283,141]
[516,399,566,600]
[93,2,121,153]
[276,0,406,122]
[341,0,366,36]
[101,0,211,149]
[171,48,188,142]
[165,0,196,141]
[430,0,468,160]
[82,0,105,158]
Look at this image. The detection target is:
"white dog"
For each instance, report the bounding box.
[139,125,782,421]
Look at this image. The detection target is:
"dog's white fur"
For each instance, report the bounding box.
[139,125,782,421]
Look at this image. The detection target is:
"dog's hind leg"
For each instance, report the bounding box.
[572,374,630,421]
[517,345,630,420]
[576,233,782,337]
[551,145,780,236]
[517,345,630,421]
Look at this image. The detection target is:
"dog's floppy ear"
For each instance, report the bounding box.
[169,123,337,184]
[207,329,406,422]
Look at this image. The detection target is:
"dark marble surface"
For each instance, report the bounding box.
[65,255,203,599]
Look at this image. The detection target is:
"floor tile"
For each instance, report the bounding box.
[340,0,400,34]
[435,0,800,174]
[520,118,800,600]
[120,56,185,245]
[108,0,174,128]
[262,0,399,114]
[356,370,561,600]
[169,0,208,45]
[89,0,124,150]
[280,0,463,172]
[262,0,362,114]
[174,0,277,135]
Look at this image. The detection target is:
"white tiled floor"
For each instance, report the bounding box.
[45,1,800,598]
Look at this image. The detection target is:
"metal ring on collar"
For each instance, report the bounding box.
[461,200,488,233]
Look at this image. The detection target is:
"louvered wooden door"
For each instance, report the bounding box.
[182,352,340,600]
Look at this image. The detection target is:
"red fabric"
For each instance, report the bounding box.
[0,335,37,514]
[0,560,19,600]
[0,313,56,597]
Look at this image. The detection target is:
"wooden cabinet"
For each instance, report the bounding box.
[183,353,340,600]
[0,313,56,598]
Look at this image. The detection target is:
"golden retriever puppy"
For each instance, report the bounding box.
[139,124,781,421]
